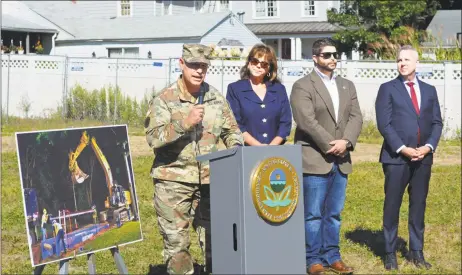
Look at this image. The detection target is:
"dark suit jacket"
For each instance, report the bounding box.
[226,79,292,144]
[290,70,363,175]
[375,77,443,165]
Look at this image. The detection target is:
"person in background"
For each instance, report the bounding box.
[52,220,67,256]
[91,204,98,224]
[33,212,40,243]
[226,43,292,146]
[41,208,49,241]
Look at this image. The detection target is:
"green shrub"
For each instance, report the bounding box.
[64,84,151,127]
[358,119,383,144]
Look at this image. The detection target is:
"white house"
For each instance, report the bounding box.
[233,1,345,60]
[1,1,346,60]
[1,1,61,55]
[1,1,261,58]
[147,0,346,60]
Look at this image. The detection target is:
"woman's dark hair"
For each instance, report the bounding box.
[240,43,280,83]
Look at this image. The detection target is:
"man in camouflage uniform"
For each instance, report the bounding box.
[144,44,243,274]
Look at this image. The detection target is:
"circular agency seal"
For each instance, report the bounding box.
[250,157,300,223]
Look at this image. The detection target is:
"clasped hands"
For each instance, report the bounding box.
[401,146,431,161]
[326,140,348,158]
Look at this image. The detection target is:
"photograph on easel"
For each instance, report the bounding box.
[15,125,143,267]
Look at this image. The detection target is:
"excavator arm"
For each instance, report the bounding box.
[69,131,90,184]
[69,130,131,210]
[90,136,114,198]
[90,135,132,209]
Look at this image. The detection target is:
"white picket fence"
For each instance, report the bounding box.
[2,54,461,137]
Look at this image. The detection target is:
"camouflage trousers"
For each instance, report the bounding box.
[153,179,211,274]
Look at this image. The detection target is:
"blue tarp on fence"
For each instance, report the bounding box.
[41,223,110,260]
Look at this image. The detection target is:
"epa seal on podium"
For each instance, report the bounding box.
[250,157,300,223]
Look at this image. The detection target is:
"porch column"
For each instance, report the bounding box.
[295,37,302,60]
[352,41,360,60]
[290,38,295,60]
[26,33,30,54]
[277,38,282,59]
[51,33,57,55]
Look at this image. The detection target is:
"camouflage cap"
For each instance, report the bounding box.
[182,44,212,65]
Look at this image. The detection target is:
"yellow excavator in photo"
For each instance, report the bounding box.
[68,131,132,223]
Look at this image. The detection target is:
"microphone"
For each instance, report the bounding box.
[197,91,204,105]
[197,85,206,105]
[196,89,205,131]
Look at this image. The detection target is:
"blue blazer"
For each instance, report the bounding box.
[375,77,443,165]
[226,79,292,144]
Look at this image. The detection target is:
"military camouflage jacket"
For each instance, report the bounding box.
[144,76,243,184]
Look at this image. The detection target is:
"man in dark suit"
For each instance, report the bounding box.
[290,38,363,275]
[375,45,443,271]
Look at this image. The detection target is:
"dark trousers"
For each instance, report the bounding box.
[55,229,66,255]
[382,162,431,253]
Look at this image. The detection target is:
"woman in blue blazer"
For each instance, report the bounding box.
[226,44,292,146]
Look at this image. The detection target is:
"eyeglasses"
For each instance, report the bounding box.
[317,52,339,59]
[249,57,270,69]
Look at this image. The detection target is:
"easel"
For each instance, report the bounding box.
[33,247,128,274]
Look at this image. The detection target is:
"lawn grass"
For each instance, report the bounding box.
[2,151,460,274]
[82,221,142,253]
[342,162,461,274]
[2,118,460,146]
[1,153,202,274]
[1,117,145,137]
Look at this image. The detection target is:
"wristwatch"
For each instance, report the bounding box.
[345,140,352,150]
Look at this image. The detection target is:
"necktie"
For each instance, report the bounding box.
[406,82,420,143]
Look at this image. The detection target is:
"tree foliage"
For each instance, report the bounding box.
[328,0,441,53]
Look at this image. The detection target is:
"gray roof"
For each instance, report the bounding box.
[422,10,461,47]
[23,1,94,21]
[58,13,230,41]
[217,38,244,47]
[1,14,56,33]
[21,1,231,42]
[1,1,58,33]
[246,22,345,34]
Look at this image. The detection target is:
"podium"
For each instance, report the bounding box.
[197,145,306,274]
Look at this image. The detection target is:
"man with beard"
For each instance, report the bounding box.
[375,45,442,271]
[290,38,363,275]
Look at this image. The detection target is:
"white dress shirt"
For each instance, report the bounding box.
[314,67,339,122]
[396,78,434,153]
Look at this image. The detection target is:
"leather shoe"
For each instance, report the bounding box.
[329,260,354,274]
[307,263,325,275]
[409,250,432,269]
[384,252,398,270]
